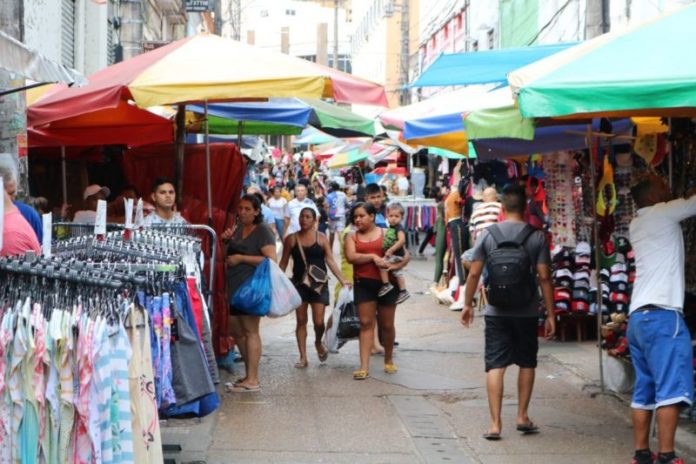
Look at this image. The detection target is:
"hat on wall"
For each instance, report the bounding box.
[83,184,111,200]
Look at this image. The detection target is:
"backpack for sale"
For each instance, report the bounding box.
[484,224,536,308]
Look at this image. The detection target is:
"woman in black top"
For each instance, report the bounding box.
[280,207,349,368]
[222,194,276,392]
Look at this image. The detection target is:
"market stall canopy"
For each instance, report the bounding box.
[326,143,387,169]
[509,4,696,118]
[0,30,85,94]
[29,34,388,127]
[410,42,576,88]
[189,97,380,137]
[293,127,340,145]
[28,101,173,147]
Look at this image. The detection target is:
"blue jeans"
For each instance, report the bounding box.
[275,218,285,237]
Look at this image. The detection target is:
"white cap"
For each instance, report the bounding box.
[83,184,111,200]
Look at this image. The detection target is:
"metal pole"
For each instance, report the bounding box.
[205,100,213,226]
[333,0,339,69]
[586,124,605,393]
[175,105,186,202]
[60,146,68,206]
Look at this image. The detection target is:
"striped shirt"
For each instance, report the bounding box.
[469,201,502,242]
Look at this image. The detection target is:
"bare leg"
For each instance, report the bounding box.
[239,316,262,387]
[379,269,389,285]
[377,305,396,365]
[395,275,407,291]
[486,367,506,434]
[229,315,247,380]
[632,409,653,451]
[656,405,680,453]
[295,303,309,366]
[310,302,327,358]
[372,325,385,354]
[357,302,378,373]
[517,368,536,426]
[329,231,335,251]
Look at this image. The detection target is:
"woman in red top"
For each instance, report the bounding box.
[345,202,407,380]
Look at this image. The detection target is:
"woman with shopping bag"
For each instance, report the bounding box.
[344,202,410,380]
[222,194,277,393]
[279,207,350,368]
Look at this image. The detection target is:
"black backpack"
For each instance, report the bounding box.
[484,224,536,308]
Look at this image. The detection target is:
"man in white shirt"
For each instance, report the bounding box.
[284,184,317,237]
[626,173,696,464]
[326,181,348,249]
[142,178,188,226]
[396,175,410,196]
[73,184,110,224]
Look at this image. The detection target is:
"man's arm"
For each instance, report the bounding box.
[461,260,484,327]
[537,263,556,339]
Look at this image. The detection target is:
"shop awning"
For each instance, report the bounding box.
[293,127,340,145]
[410,43,576,88]
[0,30,85,94]
[509,4,696,118]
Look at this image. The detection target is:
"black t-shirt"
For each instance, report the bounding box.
[226,223,275,298]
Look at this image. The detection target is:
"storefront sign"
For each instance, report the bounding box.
[185,0,212,12]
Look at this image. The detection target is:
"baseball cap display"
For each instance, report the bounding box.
[83,184,111,200]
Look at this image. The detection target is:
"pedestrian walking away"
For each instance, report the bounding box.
[461,183,555,441]
[626,173,696,464]
[279,207,350,368]
[222,194,277,393]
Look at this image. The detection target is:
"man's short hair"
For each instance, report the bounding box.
[152,177,176,193]
[365,183,382,196]
[386,202,405,216]
[502,184,526,214]
[630,174,656,208]
[0,163,16,183]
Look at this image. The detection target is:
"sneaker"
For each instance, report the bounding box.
[378,283,394,297]
[449,300,464,311]
[396,290,410,304]
[631,452,656,464]
[661,458,684,464]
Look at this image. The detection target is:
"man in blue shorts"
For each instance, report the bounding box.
[628,173,696,464]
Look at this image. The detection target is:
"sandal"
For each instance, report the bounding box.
[230,383,260,393]
[294,360,308,369]
[516,422,539,434]
[316,343,329,362]
[352,370,369,380]
[384,363,398,374]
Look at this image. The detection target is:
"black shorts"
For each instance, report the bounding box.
[484,316,539,372]
[353,278,399,306]
[295,283,330,306]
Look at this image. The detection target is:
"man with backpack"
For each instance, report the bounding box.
[461,184,555,441]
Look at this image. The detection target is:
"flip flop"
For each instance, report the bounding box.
[384,363,398,374]
[352,370,369,380]
[294,361,308,369]
[483,432,501,441]
[516,422,539,434]
[316,344,329,362]
[229,384,260,393]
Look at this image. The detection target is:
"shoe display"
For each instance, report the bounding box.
[396,289,410,304]
[378,282,394,297]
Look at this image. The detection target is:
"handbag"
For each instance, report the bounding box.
[296,232,328,294]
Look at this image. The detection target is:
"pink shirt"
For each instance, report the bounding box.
[1,208,41,256]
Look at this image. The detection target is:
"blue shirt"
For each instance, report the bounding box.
[14,201,42,243]
[261,204,275,225]
[375,213,387,228]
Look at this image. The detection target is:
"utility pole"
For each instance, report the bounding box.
[585,0,610,39]
[399,0,410,105]
[333,0,339,69]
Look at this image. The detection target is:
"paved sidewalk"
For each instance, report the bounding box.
[161,257,696,464]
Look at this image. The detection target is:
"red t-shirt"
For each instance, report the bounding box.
[1,208,42,257]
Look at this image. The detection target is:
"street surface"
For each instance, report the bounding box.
[161,255,696,464]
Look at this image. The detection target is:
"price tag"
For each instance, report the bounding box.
[135,198,144,229]
[42,213,52,257]
[95,199,107,236]
[124,198,134,230]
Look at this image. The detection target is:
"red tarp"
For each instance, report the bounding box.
[122,142,246,355]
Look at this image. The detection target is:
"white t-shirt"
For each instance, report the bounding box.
[331,191,348,218]
[629,196,696,313]
[142,212,188,227]
[267,197,288,220]
[397,177,409,193]
[285,198,317,235]
[73,210,97,224]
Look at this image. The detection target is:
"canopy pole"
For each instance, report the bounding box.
[60,146,67,206]
[175,105,186,202]
[204,100,213,226]
[586,123,605,394]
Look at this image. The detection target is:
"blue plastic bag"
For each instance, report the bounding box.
[231,258,272,316]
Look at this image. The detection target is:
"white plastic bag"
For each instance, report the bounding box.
[324,287,352,352]
[268,260,302,318]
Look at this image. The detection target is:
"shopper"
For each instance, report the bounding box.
[461,184,555,440]
[345,202,409,380]
[1,189,41,257]
[73,184,110,224]
[626,174,696,464]
[284,184,317,237]
[0,164,43,243]
[365,183,387,227]
[222,194,276,393]
[326,182,348,251]
[268,186,288,237]
[279,207,349,368]
[142,178,187,226]
[378,202,410,304]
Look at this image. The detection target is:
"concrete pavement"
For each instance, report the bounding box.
[162,256,696,464]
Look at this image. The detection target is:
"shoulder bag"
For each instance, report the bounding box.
[296,232,328,294]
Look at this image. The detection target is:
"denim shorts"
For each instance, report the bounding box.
[627,308,694,409]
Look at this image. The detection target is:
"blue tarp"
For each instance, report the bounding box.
[188,99,311,127]
[410,42,578,88]
[403,112,465,140]
[473,119,633,161]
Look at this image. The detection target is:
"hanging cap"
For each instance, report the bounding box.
[83,184,111,200]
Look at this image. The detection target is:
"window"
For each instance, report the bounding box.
[487,28,495,49]
[61,0,76,68]
[285,9,296,16]
[457,14,463,30]
[443,24,449,40]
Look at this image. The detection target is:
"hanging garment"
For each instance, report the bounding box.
[109,321,134,463]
